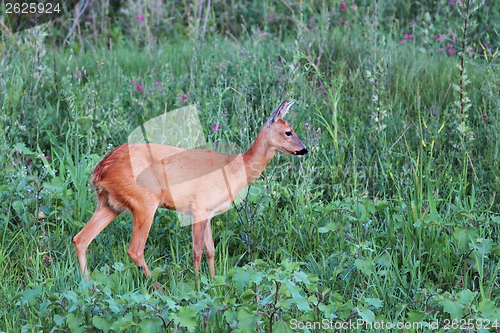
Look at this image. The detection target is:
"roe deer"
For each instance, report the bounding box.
[73,100,308,281]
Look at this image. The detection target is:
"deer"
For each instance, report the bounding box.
[73,100,308,283]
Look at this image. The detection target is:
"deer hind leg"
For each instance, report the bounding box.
[73,202,119,280]
[127,204,158,277]
[203,220,215,277]
[192,218,209,276]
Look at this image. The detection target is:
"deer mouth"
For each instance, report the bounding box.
[294,148,308,156]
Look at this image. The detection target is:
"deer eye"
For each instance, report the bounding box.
[285,131,292,136]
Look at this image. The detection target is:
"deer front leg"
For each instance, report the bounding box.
[74,205,119,281]
[204,220,215,277]
[192,218,209,277]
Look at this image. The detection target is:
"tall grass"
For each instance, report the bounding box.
[1,0,500,331]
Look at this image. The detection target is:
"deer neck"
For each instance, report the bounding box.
[242,127,276,185]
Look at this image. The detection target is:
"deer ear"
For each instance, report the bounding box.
[267,100,296,127]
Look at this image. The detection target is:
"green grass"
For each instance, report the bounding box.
[1,0,500,331]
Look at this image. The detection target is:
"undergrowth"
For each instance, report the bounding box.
[1,0,500,331]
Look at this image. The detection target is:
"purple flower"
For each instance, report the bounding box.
[212,123,221,131]
[45,156,51,161]
[155,82,161,85]
[136,85,144,92]
[130,79,134,83]
[399,40,406,44]
[351,3,357,9]
[482,114,487,118]
[136,15,144,22]
[177,93,187,104]
[340,2,346,11]
[435,34,446,42]
[446,44,456,55]
[77,71,84,77]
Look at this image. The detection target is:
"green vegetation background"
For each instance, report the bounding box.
[1,0,500,331]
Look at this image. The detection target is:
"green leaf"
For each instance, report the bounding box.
[13,142,34,156]
[211,275,227,287]
[237,308,259,333]
[406,311,424,323]
[471,238,492,258]
[43,177,65,193]
[107,298,121,313]
[364,298,382,309]
[356,306,375,322]
[478,299,500,319]
[151,267,163,281]
[441,299,465,319]
[241,289,255,303]
[224,309,238,325]
[247,270,264,285]
[273,320,293,333]
[319,222,337,233]
[318,302,338,319]
[171,306,196,331]
[54,314,66,326]
[284,281,311,311]
[139,318,163,332]
[453,227,478,252]
[92,316,112,333]
[110,313,135,331]
[354,258,374,276]
[457,289,477,306]
[23,285,41,306]
[293,271,310,284]
[233,268,250,293]
[112,262,124,272]
[66,313,84,332]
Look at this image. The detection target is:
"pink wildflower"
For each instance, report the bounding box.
[136,15,144,22]
[45,156,51,161]
[130,79,134,83]
[340,2,346,11]
[136,85,144,92]
[212,123,221,131]
[482,114,487,118]
[155,82,161,85]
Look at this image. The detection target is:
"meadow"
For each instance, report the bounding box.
[1,0,500,331]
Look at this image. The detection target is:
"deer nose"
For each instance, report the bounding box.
[295,148,308,156]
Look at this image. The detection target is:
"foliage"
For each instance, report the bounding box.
[1,0,500,331]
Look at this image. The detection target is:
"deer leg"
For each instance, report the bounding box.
[203,220,215,277]
[127,206,157,277]
[192,218,208,276]
[73,205,119,280]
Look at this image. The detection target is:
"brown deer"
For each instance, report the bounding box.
[73,100,308,281]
